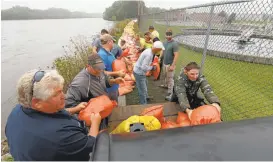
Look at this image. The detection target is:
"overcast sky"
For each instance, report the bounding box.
[1,0,226,13]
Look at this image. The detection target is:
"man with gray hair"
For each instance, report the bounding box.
[133,41,165,104]
[5,69,102,161]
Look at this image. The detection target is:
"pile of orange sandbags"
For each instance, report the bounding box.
[78,95,117,126]
[112,58,136,96]
[160,105,221,130]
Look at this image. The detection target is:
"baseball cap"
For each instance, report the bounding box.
[88,54,105,70]
[153,41,165,50]
[149,25,154,29]
[100,34,116,45]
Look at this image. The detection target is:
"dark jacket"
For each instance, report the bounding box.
[174,71,220,112]
[5,105,95,161]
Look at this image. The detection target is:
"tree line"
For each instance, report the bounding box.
[1,6,102,20]
[103,1,167,21]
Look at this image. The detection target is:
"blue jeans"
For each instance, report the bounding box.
[133,72,148,104]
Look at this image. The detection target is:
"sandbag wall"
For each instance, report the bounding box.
[113,20,160,96]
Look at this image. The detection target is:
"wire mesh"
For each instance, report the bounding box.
[139,0,273,122]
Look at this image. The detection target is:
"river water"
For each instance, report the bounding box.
[1,18,113,136]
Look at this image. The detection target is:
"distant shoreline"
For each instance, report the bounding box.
[1,6,103,21]
[1,17,103,21]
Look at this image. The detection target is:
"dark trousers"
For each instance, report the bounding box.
[170,88,206,110]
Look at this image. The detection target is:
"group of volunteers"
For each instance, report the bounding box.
[5,24,221,161]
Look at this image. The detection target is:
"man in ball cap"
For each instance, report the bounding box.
[65,54,123,128]
[133,41,165,104]
[98,34,125,102]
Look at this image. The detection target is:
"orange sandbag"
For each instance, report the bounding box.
[78,95,117,126]
[130,56,138,62]
[161,120,179,129]
[140,105,164,122]
[130,73,135,81]
[153,56,159,64]
[124,73,132,81]
[119,86,134,96]
[190,105,221,126]
[176,112,191,127]
[127,64,133,73]
[151,63,160,80]
[120,81,135,87]
[121,48,129,57]
[112,59,127,73]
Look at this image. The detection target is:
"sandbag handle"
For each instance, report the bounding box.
[129,123,146,132]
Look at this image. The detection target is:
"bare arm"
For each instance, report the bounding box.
[88,113,102,137]
[104,71,125,77]
[172,52,179,66]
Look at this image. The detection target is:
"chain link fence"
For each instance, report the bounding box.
[138,0,273,121]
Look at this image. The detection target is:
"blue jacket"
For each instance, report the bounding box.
[98,48,119,92]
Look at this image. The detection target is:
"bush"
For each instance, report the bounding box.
[53,35,93,92]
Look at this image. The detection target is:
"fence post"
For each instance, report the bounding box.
[200,5,215,73]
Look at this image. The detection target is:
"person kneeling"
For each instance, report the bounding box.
[170,62,221,119]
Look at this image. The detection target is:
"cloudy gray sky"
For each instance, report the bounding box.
[1,0,225,13]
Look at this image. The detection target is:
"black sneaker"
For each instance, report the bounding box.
[146,96,154,101]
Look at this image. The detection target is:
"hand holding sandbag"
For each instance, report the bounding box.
[90,112,102,126]
[117,70,126,78]
[114,77,125,84]
[78,95,117,126]
[211,103,221,113]
[75,102,88,112]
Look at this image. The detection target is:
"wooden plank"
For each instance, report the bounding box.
[109,102,180,122]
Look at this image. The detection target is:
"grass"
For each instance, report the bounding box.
[140,19,273,122]
[53,35,92,92]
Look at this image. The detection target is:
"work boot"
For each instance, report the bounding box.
[165,93,172,101]
[146,96,154,101]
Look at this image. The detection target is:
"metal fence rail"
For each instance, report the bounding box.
[138,0,273,121]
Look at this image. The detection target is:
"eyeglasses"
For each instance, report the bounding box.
[31,70,45,97]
